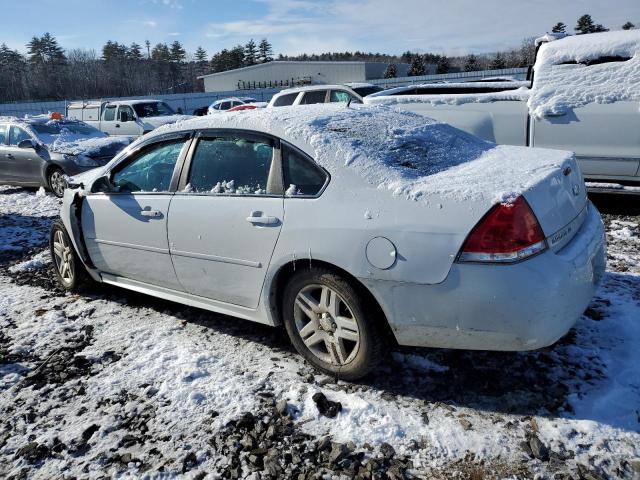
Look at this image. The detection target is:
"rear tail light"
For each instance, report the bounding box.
[457,196,547,263]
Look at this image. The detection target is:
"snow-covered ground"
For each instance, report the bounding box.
[0,186,639,479]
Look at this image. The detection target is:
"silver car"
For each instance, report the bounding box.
[0,115,130,196]
[51,105,606,379]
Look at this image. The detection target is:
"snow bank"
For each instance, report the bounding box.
[152,104,571,204]
[529,30,640,117]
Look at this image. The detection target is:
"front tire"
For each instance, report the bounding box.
[47,168,66,198]
[282,267,386,380]
[50,220,92,292]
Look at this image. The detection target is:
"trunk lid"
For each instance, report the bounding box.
[522,153,588,250]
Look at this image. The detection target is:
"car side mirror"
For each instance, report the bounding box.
[91,174,114,193]
[17,139,36,149]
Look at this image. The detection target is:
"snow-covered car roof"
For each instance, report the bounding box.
[274,84,359,94]
[366,81,528,98]
[529,30,640,117]
[149,104,571,204]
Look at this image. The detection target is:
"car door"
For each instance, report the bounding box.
[81,134,191,290]
[116,105,143,136]
[101,105,118,135]
[168,131,284,308]
[6,125,43,183]
[532,102,640,178]
[0,124,9,182]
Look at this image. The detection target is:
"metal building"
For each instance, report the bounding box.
[199,61,412,92]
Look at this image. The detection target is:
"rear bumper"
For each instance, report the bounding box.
[361,202,606,351]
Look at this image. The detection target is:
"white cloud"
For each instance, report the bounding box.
[204,0,640,55]
[168,32,181,36]
[144,20,158,27]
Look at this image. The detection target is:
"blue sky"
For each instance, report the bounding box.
[2,0,638,57]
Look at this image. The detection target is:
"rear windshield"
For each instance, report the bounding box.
[132,102,176,118]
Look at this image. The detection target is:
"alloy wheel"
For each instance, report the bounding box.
[49,170,66,197]
[52,229,74,285]
[293,284,361,365]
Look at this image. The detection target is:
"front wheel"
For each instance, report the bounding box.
[282,268,387,380]
[48,168,66,198]
[50,220,92,292]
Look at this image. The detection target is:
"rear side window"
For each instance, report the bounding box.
[9,126,32,146]
[272,93,298,107]
[104,105,116,121]
[187,137,275,195]
[283,146,327,196]
[0,124,7,145]
[300,90,327,105]
[112,140,185,193]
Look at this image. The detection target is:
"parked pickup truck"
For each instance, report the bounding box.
[66,99,191,137]
[365,31,640,190]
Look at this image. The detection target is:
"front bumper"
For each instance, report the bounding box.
[361,202,606,351]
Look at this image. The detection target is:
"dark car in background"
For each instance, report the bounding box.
[0,115,131,196]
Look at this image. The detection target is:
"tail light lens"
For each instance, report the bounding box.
[457,196,547,263]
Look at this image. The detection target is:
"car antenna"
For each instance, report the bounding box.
[346,98,352,108]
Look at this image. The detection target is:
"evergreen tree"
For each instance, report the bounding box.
[490,52,506,70]
[575,14,608,34]
[195,46,207,63]
[436,55,450,74]
[464,54,478,72]
[244,39,258,65]
[128,43,143,60]
[551,22,566,33]
[102,41,128,62]
[383,63,397,78]
[41,32,65,63]
[622,21,635,30]
[258,38,273,63]
[151,43,171,61]
[408,56,425,76]
[169,41,186,62]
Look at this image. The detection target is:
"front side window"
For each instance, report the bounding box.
[187,137,275,195]
[112,140,185,193]
[218,102,231,111]
[272,93,298,107]
[104,105,117,121]
[0,124,7,145]
[9,126,32,146]
[330,90,362,104]
[119,105,135,121]
[300,90,327,105]
[283,146,327,196]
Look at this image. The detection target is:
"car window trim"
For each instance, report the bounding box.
[281,141,330,199]
[7,125,34,147]
[88,132,193,196]
[176,128,284,198]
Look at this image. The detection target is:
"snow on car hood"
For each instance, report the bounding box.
[140,115,193,129]
[151,104,572,204]
[49,135,131,158]
[529,30,640,118]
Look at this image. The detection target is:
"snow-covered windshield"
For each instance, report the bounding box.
[31,121,106,145]
[132,102,176,118]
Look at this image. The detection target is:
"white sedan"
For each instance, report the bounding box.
[51,104,606,379]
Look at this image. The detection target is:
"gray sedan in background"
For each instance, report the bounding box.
[0,115,130,196]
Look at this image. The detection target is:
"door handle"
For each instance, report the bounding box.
[140,209,162,217]
[115,124,120,128]
[6,154,14,159]
[246,211,279,225]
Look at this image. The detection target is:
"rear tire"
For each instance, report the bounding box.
[49,219,92,292]
[282,267,387,380]
[47,168,66,198]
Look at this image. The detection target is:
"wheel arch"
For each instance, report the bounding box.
[266,259,397,344]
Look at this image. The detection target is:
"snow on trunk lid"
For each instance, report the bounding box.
[521,154,588,250]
